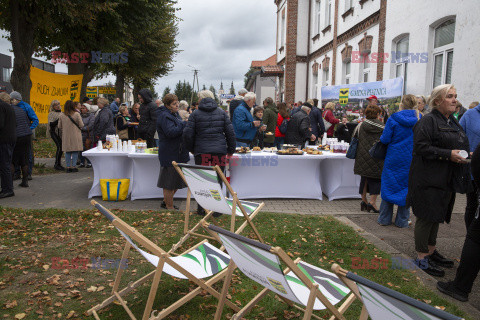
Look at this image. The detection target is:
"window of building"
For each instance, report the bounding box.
[325,0,331,27]
[315,0,322,35]
[345,0,353,11]
[312,73,318,98]
[2,67,11,82]
[394,36,409,93]
[361,54,370,83]
[323,68,329,86]
[280,9,286,48]
[344,61,351,84]
[433,19,455,88]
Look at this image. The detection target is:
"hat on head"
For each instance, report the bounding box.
[10,91,22,101]
[366,95,378,101]
[303,102,313,109]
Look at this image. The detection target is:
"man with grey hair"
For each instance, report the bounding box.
[232,92,261,147]
[178,100,189,121]
[229,88,248,119]
[155,99,163,107]
[285,102,316,146]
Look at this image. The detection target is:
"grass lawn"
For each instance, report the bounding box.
[33,137,57,159]
[0,207,470,320]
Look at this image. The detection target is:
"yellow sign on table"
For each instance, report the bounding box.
[29,66,83,124]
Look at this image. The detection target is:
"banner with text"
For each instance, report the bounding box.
[30,66,83,123]
[321,77,404,114]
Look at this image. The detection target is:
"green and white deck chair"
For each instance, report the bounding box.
[331,264,464,320]
[87,201,240,320]
[206,223,355,320]
[171,162,264,253]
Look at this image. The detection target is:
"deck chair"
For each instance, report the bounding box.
[205,223,355,320]
[87,201,240,320]
[331,264,464,320]
[171,162,264,253]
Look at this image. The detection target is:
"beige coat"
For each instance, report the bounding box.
[58,112,84,152]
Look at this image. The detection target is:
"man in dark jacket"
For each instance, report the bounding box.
[285,103,315,146]
[262,97,278,147]
[93,97,116,142]
[183,90,236,216]
[138,88,158,148]
[0,100,16,198]
[309,101,325,145]
[229,88,247,120]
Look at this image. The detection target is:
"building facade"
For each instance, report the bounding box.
[275,0,480,105]
[246,54,283,104]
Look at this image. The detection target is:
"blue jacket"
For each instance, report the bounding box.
[183,97,236,155]
[380,110,419,206]
[309,107,325,138]
[459,104,480,152]
[156,105,189,167]
[232,101,256,141]
[17,101,39,130]
[110,101,119,115]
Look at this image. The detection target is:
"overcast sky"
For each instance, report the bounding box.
[0,0,277,97]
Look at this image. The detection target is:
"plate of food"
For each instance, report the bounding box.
[252,146,262,152]
[277,147,304,155]
[235,146,251,154]
[263,147,278,153]
[303,148,323,155]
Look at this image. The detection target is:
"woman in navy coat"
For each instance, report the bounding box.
[156,93,189,210]
[377,95,420,227]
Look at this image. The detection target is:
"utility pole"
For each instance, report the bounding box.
[188,65,200,106]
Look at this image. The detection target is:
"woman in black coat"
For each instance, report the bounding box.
[157,93,189,210]
[183,90,236,216]
[334,116,352,143]
[408,84,472,278]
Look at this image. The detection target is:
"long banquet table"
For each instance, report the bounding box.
[83,149,361,201]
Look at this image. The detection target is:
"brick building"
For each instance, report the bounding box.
[246,54,284,104]
[275,0,480,106]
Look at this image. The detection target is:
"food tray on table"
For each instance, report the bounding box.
[235,147,251,154]
[262,147,278,153]
[302,148,323,155]
[251,147,262,153]
[317,145,330,151]
[277,147,304,155]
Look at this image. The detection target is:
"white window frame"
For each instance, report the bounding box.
[280,10,286,48]
[323,68,329,86]
[325,0,331,28]
[2,67,11,82]
[345,0,353,12]
[360,54,370,83]
[315,0,322,35]
[344,61,351,84]
[432,20,455,89]
[312,71,319,98]
[394,36,409,94]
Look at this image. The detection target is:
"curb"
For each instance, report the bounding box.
[334,216,480,320]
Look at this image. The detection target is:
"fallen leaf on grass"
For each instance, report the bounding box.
[435,306,446,310]
[42,265,49,271]
[66,311,75,318]
[15,314,26,320]
[87,286,97,292]
[5,300,17,309]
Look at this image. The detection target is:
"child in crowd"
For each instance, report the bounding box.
[252,106,265,148]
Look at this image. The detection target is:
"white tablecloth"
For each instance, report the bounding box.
[127,153,194,200]
[82,149,133,199]
[229,152,361,200]
[83,149,361,201]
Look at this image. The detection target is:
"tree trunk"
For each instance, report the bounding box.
[68,63,94,101]
[9,1,37,104]
[115,70,125,103]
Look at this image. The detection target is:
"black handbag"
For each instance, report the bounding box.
[369,141,387,160]
[346,136,358,159]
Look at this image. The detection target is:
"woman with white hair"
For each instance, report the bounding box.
[183,90,236,216]
[407,84,472,277]
[178,100,190,121]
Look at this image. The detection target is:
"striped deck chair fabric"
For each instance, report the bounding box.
[180,164,261,216]
[207,224,353,320]
[118,229,230,279]
[346,272,463,320]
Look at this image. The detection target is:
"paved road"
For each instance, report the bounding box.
[1,158,477,318]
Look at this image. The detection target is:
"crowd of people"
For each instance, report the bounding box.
[0,83,479,303]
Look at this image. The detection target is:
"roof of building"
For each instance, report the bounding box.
[251,54,276,68]
[262,65,284,75]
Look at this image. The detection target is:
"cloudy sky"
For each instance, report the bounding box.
[0,0,277,97]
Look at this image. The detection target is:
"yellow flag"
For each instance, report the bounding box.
[29,66,83,124]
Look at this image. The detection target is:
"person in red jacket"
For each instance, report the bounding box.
[274,102,290,149]
[322,102,340,137]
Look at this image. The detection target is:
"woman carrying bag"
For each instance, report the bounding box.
[58,100,84,173]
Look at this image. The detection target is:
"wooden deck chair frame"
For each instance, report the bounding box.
[205,223,356,320]
[170,161,264,254]
[87,201,240,320]
[331,264,465,320]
